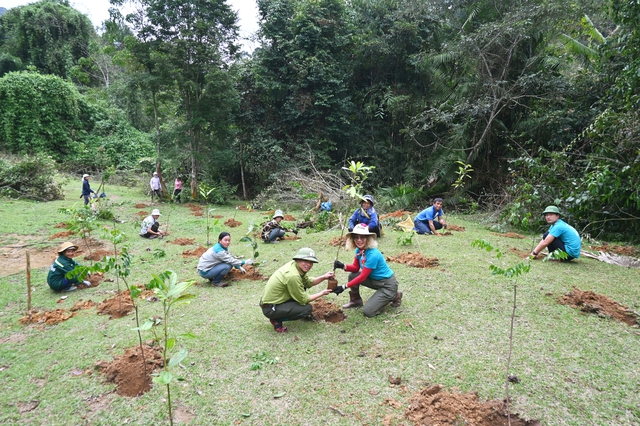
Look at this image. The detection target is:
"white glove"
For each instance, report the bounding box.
[82,280,92,287]
[245,259,255,265]
[239,267,247,274]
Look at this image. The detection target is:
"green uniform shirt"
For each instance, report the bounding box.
[261,260,315,305]
[47,255,80,291]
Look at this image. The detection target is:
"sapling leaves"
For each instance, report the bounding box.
[154,370,173,385]
[168,348,188,368]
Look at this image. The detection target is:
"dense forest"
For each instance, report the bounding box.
[0,0,639,240]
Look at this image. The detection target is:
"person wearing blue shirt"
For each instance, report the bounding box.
[348,195,381,237]
[531,206,581,261]
[414,198,447,235]
[81,174,95,205]
[332,224,402,317]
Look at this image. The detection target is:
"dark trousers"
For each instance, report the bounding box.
[141,222,160,238]
[414,220,443,234]
[173,189,182,203]
[543,232,574,260]
[261,300,312,321]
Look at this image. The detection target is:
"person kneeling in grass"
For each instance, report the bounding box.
[259,248,334,333]
[531,205,581,261]
[47,242,91,292]
[197,232,254,287]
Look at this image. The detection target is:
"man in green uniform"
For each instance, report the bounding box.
[260,248,334,333]
[47,242,91,292]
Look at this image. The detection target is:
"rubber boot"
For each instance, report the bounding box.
[342,287,363,309]
[391,290,403,308]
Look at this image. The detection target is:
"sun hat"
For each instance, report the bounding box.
[347,223,376,237]
[292,247,319,263]
[153,172,158,175]
[542,205,561,216]
[151,209,162,216]
[82,174,89,178]
[57,242,78,254]
[361,195,375,206]
[273,210,284,220]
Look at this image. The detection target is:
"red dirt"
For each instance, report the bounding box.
[136,211,149,217]
[224,218,242,227]
[227,265,267,281]
[96,345,164,397]
[169,238,196,246]
[380,210,413,219]
[96,291,135,319]
[186,203,204,217]
[387,252,439,268]
[20,309,74,325]
[262,210,275,216]
[493,232,526,239]
[558,288,638,326]
[50,230,75,239]
[238,205,250,211]
[283,214,296,221]
[508,247,540,260]
[182,246,207,257]
[447,224,466,232]
[589,244,638,257]
[327,278,338,290]
[70,299,97,311]
[329,236,346,247]
[213,215,224,218]
[54,222,70,229]
[77,272,104,289]
[84,249,114,262]
[281,235,301,241]
[311,299,346,323]
[406,384,539,426]
[134,203,148,208]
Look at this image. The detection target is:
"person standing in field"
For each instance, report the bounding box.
[150,172,161,201]
[531,205,581,261]
[259,248,334,333]
[81,174,95,205]
[413,198,447,236]
[47,242,91,292]
[173,177,183,203]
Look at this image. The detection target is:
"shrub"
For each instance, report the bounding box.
[0,154,63,200]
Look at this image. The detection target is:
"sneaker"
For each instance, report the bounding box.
[391,290,403,308]
[64,286,77,292]
[213,281,229,287]
[269,241,279,244]
[270,318,288,333]
[149,234,158,239]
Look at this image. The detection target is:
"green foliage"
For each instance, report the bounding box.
[451,161,474,190]
[378,184,424,210]
[396,231,415,246]
[342,161,375,201]
[250,351,277,371]
[310,211,335,233]
[240,221,260,258]
[0,154,63,200]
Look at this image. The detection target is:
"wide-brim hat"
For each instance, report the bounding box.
[273,209,284,220]
[347,223,376,237]
[151,209,162,216]
[82,174,89,178]
[542,205,561,216]
[361,194,375,206]
[57,241,78,254]
[292,247,319,263]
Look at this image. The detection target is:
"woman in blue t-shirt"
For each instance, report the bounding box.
[531,206,581,260]
[332,224,402,317]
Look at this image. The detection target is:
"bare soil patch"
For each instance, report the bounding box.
[77,272,104,289]
[238,205,251,211]
[213,215,224,218]
[228,265,267,281]
[311,299,346,323]
[380,210,413,219]
[406,384,538,426]
[0,236,59,277]
[493,232,526,239]
[96,344,163,397]
[283,214,296,221]
[329,236,346,247]
[96,291,135,319]
[508,247,540,259]
[20,309,74,325]
[224,218,242,227]
[447,224,466,232]
[558,288,638,326]
[387,252,439,268]
[84,249,114,262]
[0,333,27,344]
[186,203,204,217]
[54,222,70,229]
[134,203,148,208]
[136,210,149,217]
[182,246,207,257]
[588,244,638,257]
[169,238,196,246]
[281,235,301,241]
[70,299,97,311]
[50,230,75,239]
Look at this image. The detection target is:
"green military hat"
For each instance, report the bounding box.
[542,205,561,215]
[292,247,319,263]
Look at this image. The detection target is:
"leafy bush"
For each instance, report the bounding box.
[0,155,63,200]
[378,184,424,210]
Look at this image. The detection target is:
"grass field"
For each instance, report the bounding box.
[0,180,639,425]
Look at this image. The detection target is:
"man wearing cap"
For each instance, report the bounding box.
[531,206,581,261]
[81,174,95,205]
[260,210,297,244]
[150,172,161,201]
[47,242,91,292]
[140,209,164,239]
[348,195,381,237]
[260,248,334,332]
[414,198,447,236]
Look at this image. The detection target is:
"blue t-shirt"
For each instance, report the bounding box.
[356,248,393,280]
[415,206,443,222]
[549,219,581,258]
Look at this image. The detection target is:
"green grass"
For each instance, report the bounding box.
[0,180,639,425]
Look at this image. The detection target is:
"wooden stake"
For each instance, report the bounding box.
[26,252,32,319]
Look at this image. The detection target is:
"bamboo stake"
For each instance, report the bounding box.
[26,252,32,320]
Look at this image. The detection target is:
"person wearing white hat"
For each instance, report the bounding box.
[47,242,91,292]
[260,210,297,243]
[140,209,164,238]
[81,174,95,205]
[150,172,161,201]
[332,224,402,316]
[259,248,334,333]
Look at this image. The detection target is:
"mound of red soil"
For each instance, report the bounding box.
[213,215,224,218]
[281,235,301,241]
[228,265,266,281]
[387,252,439,268]
[558,288,638,326]
[170,238,196,246]
[136,211,149,217]
[238,205,250,211]
[262,210,275,216]
[380,210,413,219]
[187,203,204,217]
[50,230,75,239]
[589,244,638,257]
[329,236,346,247]
[134,203,148,208]
[77,272,104,289]
[20,309,74,325]
[406,384,539,426]
[96,345,163,397]
[84,250,114,262]
[447,224,466,232]
[97,291,135,319]
[70,299,97,311]
[493,232,526,239]
[509,247,540,260]
[283,214,296,221]
[182,246,207,257]
[224,218,242,227]
[311,299,346,323]
[54,222,70,229]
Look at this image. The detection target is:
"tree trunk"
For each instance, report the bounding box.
[239,139,247,200]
